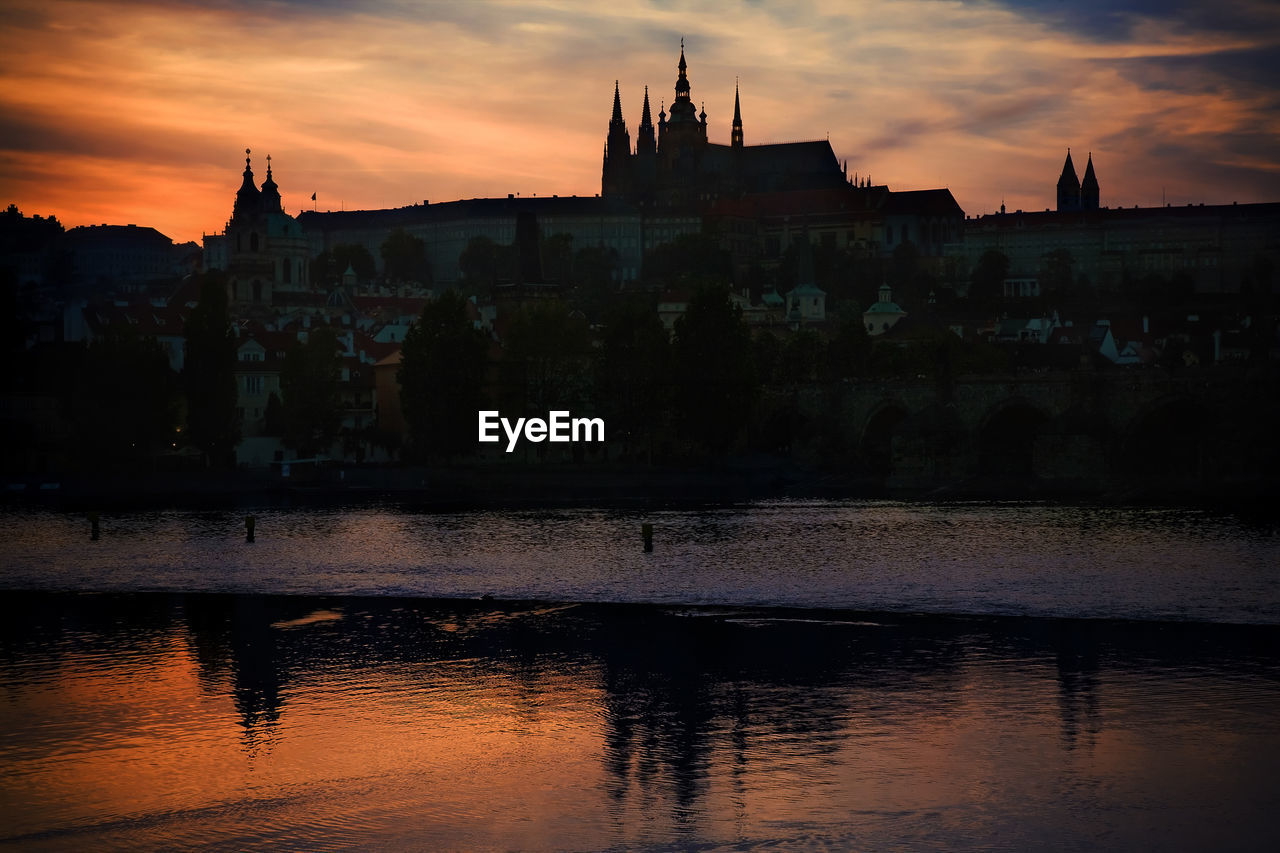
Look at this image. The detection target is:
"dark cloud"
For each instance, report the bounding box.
[1115,44,1280,96]
[0,103,229,170]
[971,0,1280,43]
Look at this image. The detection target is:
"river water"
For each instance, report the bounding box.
[1,500,1278,849]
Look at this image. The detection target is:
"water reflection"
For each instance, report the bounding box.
[2,592,1277,850]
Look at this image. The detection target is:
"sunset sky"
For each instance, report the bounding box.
[2,0,1278,244]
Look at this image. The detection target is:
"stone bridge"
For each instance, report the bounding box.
[796,366,1279,492]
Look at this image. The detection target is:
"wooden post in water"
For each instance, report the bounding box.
[88,512,99,541]
[245,515,256,543]
[642,522,653,553]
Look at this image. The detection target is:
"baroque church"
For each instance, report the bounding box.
[601,42,849,208]
[207,149,310,311]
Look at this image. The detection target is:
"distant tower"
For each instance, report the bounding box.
[1056,149,1081,212]
[602,80,632,197]
[731,80,744,149]
[221,149,309,312]
[1080,152,1100,210]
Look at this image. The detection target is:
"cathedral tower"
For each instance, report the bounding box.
[1057,149,1081,212]
[658,40,708,187]
[602,81,632,196]
[731,81,743,149]
[1080,152,1100,210]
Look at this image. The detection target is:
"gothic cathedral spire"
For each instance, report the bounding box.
[1080,152,1100,210]
[731,79,743,149]
[1056,149,1081,212]
[637,85,656,157]
[603,80,632,196]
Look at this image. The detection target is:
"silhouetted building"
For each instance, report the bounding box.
[61,223,177,293]
[958,202,1279,295]
[1056,150,1100,212]
[601,42,849,209]
[205,150,310,312]
[0,205,64,291]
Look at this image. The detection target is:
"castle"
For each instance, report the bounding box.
[601,41,849,208]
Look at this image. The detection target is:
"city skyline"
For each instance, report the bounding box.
[2,0,1278,244]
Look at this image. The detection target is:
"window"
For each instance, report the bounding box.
[886,226,894,244]
[250,232,260,252]
[244,375,264,394]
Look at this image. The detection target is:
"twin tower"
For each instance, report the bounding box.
[1056,149,1100,212]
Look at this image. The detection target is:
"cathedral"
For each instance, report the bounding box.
[602,42,849,208]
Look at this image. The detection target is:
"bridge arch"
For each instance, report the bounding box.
[976,397,1051,476]
[858,400,911,477]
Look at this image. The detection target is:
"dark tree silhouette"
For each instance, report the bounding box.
[66,327,179,469]
[597,298,670,459]
[501,300,591,417]
[381,228,431,284]
[397,290,489,458]
[311,244,376,287]
[182,273,239,466]
[643,233,733,286]
[969,249,1010,308]
[672,285,758,455]
[280,326,342,458]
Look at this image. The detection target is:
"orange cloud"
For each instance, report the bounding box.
[1,0,1277,243]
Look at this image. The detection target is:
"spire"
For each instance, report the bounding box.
[672,38,693,117]
[1080,152,1099,210]
[637,85,656,156]
[1057,148,1081,211]
[234,147,260,215]
[603,80,631,196]
[731,79,743,148]
[260,153,282,213]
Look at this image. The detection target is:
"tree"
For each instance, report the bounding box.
[501,300,592,416]
[280,326,342,457]
[541,232,574,285]
[571,245,619,322]
[458,235,515,298]
[311,244,376,287]
[65,326,179,470]
[381,229,431,284]
[596,298,670,458]
[182,272,239,466]
[968,249,1009,308]
[397,290,489,458]
[643,233,733,286]
[671,284,758,454]
[826,302,870,380]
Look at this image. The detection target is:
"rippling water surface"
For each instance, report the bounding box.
[1,500,1278,849]
[1,594,1278,850]
[2,500,1278,622]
